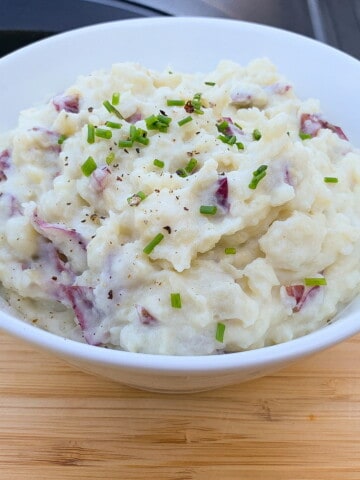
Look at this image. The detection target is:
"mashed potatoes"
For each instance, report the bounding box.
[0,59,359,355]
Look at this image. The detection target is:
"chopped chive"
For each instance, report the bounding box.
[218,134,237,145]
[236,141,244,150]
[127,191,146,206]
[128,125,149,145]
[81,156,97,176]
[216,120,229,133]
[87,124,95,144]
[170,293,182,309]
[192,92,204,114]
[57,134,67,145]
[200,205,217,215]
[118,140,133,148]
[137,191,146,200]
[304,277,327,286]
[103,100,123,119]
[143,233,164,254]
[145,114,172,133]
[178,116,193,127]
[248,165,268,189]
[176,168,187,178]
[111,92,120,105]
[129,125,137,141]
[299,132,312,140]
[95,128,112,139]
[225,247,236,254]
[204,81,216,86]
[167,99,186,106]
[106,152,115,165]
[215,322,226,342]
[136,136,150,146]
[248,171,267,189]
[153,159,164,168]
[254,165,267,175]
[176,157,198,177]
[324,176,338,183]
[105,121,122,129]
[185,157,197,174]
[252,129,262,141]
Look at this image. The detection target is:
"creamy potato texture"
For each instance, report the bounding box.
[0,59,359,355]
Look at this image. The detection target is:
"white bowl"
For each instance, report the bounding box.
[0,17,359,392]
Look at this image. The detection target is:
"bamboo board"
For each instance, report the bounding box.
[1,330,360,480]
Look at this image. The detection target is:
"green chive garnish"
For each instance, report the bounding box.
[299,132,312,140]
[176,168,187,178]
[215,322,226,342]
[145,114,172,133]
[118,140,133,149]
[200,205,217,215]
[129,125,149,145]
[95,128,112,139]
[248,165,268,189]
[105,121,122,129]
[216,121,244,149]
[153,159,164,168]
[252,129,262,141]
[127,191,146,206]
[106,152,115,165]
[225,247,236,254]
[143,233,164,254]
[111,92,120,106]
[57,134,67,145]
[178,116,193,127]
[117,125,149,149]
[204,81,216,86]
[103,100,123,119]
[87,124,95,144]
[167,99,185,106]
[185,157,197,174]
[81,156,97,176]
[218,134,237,146]
[304,277,327,286]
[176,158,198,177]
[216,120,229,133]
[324,177,338,183]
[191,92,204,114]
[170,293,182,309]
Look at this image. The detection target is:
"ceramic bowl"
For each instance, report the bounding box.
[0,17,359,392]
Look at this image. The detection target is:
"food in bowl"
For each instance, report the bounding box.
[0,58,359,356]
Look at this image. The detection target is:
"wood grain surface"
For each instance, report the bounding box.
[1,330,360,480]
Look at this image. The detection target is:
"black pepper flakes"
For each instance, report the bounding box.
[163,225,171,234]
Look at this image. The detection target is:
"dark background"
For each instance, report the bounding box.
[0,0,359,59]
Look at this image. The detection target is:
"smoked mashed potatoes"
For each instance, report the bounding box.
[0,59,359,355]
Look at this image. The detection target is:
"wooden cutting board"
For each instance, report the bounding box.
[1,329,360,480]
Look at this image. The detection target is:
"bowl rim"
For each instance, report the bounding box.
[0,16,360,374]
[1,299,359,374]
